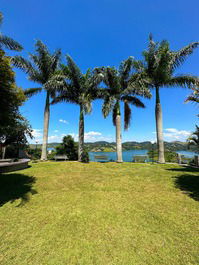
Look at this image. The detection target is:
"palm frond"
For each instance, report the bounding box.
[121,95,145,108]
[172,42,199,71]
[12,56,35,74]
[24,88,42,97]
[0,12,3,25]
[66,55,82,90]
[50,49,62,71]
[44,74,67,91]
[119,56,134,83]
[132,60,145,73]
[0,35,22,51]
[166,75,199,89]
[51,92,78,105]
[185,95,199,104]
[102,96,115,118]
[103,67,120,92]
[124,102,131,130]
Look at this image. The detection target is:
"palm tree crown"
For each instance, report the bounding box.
[13,40,61,96]
[99,57,151,129]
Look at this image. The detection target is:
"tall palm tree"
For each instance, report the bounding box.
[51,55,102,162]
[0,12,22,51]
[12,40,61,160]
[131,35,199,163]
[187,125,199,152]
[97,57,151,163]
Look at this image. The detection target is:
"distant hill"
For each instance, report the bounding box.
[29,140,195,152]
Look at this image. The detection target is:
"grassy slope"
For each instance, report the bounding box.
[0,162,199,265]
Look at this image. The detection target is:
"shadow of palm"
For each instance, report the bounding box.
[0,173,37,207]
[174,174,199,201]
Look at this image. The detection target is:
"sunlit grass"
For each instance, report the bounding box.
[0,162,199,265]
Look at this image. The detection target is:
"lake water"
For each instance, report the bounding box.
[89,150,198,162]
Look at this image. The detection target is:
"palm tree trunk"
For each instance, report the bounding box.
[41,91,50,160]
[78,104,84,162]
[155,86,165,163]
[115,102,123,163]
[2,145,6,159]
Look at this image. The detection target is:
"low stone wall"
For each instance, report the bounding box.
[0,159,30,173]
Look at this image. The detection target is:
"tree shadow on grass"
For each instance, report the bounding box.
[174,174,199,201]
[0,173,37,207]
[167,166,199,173]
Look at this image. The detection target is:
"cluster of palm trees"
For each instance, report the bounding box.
[1,12,199,163]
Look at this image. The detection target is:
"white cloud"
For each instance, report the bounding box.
[85,131,102,137]
[32,129,42,138]
[68,131,113,142]
[54,130,59,133]
[59,119,69,124]
[165,128,190,136]
[153,128,191,141]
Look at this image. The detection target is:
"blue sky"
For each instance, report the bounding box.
[1,0,199,143]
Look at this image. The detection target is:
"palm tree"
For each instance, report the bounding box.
[97,57,151,163]
[187,125,199,152]
[51,55,102,162]
[0,12,22,51]
[131,35,199,163]
[12,40,61,160]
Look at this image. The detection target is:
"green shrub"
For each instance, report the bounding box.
[56,135,78,160]
[148,149,178,163]
[81,149,89,163]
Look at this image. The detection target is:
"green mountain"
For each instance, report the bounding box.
[29,141,195,152]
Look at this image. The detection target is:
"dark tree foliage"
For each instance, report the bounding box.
[0,50,32,157]
[56,135,78,160]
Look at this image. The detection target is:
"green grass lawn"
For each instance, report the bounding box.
[0,162,199,265]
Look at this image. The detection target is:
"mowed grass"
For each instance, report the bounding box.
[0,162,199,265]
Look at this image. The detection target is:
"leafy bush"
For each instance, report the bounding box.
[47,150,56,160]
[56,135,78,160]
[81,149,89,163]
[27,148,41,160]
[148,149,178,163]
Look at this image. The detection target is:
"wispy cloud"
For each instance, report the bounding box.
[69,131,114,142]
[59,119,69,124]
[153,128,191,141]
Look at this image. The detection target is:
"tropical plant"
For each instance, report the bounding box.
[0,12,22,51]
[12,40,61,160]
[51,55,102,162]
[96,57,151,162]
[131,35,199,163]
[187,125,199,152]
